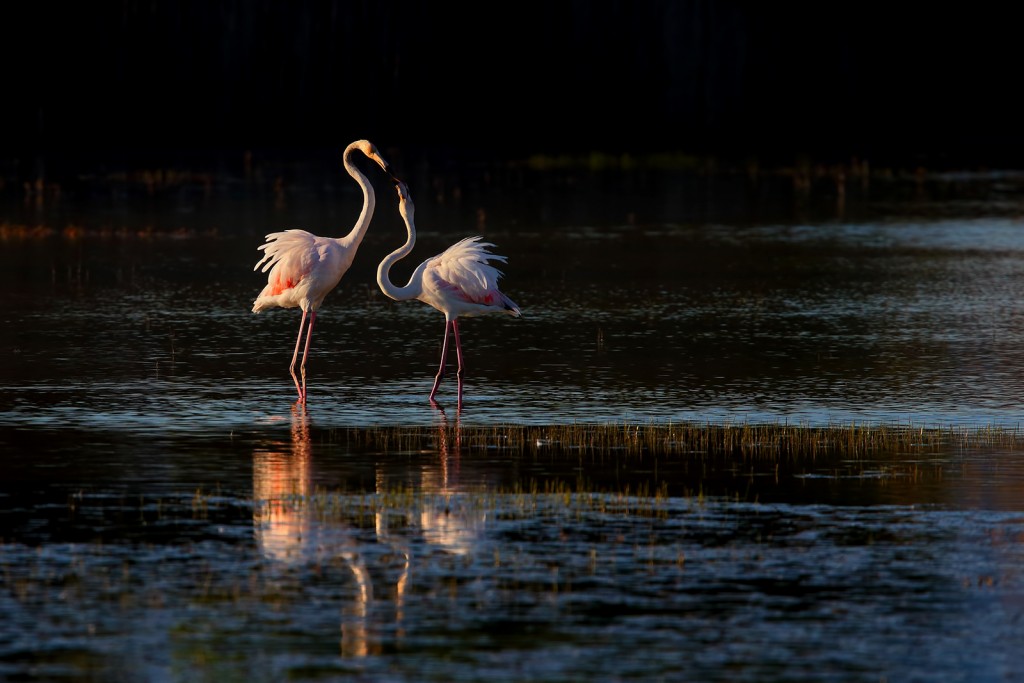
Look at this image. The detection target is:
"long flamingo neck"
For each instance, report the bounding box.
[340,146,376,247]
[377,201,426,301]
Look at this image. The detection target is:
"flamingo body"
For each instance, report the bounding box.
[416,236,522,320]
[253,230,356,313]
[378,181,520,408]
[252,139,393,402]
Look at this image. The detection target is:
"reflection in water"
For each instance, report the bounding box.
[252,405,381,656]
[340,549,375,658]
[253,404,312,563]
[419,405,485,555]
[251,405,409,658]
[250,404,490,659]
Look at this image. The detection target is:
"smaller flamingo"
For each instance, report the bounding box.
[377,180,521,408]
[253,139,394,403]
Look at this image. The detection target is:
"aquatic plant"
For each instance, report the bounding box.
[329,421,1024,460]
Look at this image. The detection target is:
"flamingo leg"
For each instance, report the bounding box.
[429,320,452,402]
[298,311,317,402]
[289,309,309,401]
[452,319,464,408]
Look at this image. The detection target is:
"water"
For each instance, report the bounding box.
[4,421,1024,682]
[2,163,1024,681]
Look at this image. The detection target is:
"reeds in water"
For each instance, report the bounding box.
[330,421,1024,460]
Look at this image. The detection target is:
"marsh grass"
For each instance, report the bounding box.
[330,421,1024,459]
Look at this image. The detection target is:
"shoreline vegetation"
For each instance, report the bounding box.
[3,154,1023,244]
[329,422,1024,459]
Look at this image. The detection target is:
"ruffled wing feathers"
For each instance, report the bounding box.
[429,236,508,292]
[254,229,318,274]
[424,236,520,314]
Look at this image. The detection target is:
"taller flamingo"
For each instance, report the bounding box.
[253,139,394,403]
[377,180,521,408]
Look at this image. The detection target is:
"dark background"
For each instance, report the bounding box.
[3,1,1022,178]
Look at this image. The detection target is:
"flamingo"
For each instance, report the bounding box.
[377,179,521,408]
[253,139,395,403]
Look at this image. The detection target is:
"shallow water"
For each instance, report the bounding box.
[3,417,1024,682]
[4,175,1024,429]
[2,164,1024,680]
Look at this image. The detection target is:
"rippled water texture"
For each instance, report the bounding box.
[3,419,1024,682]
[2,164,1024,681]
[3,166,1024,428]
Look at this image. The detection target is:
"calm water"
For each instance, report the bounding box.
[2,162,1024,681]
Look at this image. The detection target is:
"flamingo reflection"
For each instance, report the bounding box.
[252,405,407,657]
[416,405,485,555]
[251,405,489,659]
[253,404,312,563]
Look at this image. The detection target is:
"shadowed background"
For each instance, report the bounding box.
[2,0,1022,179]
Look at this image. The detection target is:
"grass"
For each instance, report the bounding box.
[328,421,1024,459]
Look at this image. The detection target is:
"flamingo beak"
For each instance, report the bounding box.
[372,152,398,183]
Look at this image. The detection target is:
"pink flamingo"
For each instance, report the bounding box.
[377,180,521,408]
[252,139,394,402]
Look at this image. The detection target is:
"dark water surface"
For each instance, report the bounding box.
[2,163,1024,680]
[4,165,1024,428]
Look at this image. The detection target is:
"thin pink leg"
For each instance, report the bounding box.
[289,309,309,401]
[429,320,452,402]
[298,311,317,402]
[452,319,464,408]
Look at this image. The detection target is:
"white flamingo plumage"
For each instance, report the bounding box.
[253,139,394,403]
[377,179,521,408]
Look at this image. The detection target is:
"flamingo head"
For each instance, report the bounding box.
[395,180,414,219]
[350,139,396,179]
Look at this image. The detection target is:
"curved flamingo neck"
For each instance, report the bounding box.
[339,144,376,247]
[377,200,426,302]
